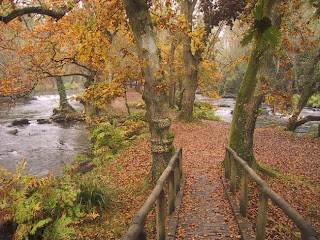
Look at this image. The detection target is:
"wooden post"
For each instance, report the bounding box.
[174,160,180,193]
[256,192,268,240]
[179,148,183,177]
[225,150,231,179]
[157,189,166,240]
[138,223,147,240]
[168,170,175,215]
[230,155,236,194]
[240,170,248,217]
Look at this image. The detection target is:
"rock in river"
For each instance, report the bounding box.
[11,119,30,126]
[37,119,52,124]
[7,129,18,135]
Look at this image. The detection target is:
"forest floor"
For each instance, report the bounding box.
[90,91,320,239]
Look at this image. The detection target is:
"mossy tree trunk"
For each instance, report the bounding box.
[229,0,276,166]
[229,38,264,166]
[56,76,75,111]
[287,52,320,131]
[123,0,174,183]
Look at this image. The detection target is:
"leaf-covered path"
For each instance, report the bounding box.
[172,121,242,239]
[170,120,320,239]
[103,92,319,239]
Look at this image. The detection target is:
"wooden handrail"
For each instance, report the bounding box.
[123,147,183,240]
[225,146,318,240]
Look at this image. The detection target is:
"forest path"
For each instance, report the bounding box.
[171,120,241,239]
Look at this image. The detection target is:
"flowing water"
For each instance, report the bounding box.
[0,90,89,178]
[196,94,320,136]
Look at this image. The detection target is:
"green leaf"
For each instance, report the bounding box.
[268,25,281,37]
[240,28,256,46]
[262,26,280,47]
[257,37,268,51]
[252,3,263,20]
[31,218,52,235]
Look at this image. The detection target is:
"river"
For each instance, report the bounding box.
[196,94,320,136]
[0,93,319,177]
[0,90,89,178]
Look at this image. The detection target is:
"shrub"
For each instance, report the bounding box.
[122,119,147,138]
[126,110,146,122]
[193,105,220,121]
[308,93,320,108]
[194,100,217,110]
[89,120,127,158]
[77,175,112,211]
[0,161,109,240]
[127,100,146,109]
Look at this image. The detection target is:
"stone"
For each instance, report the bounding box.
[218,104,231,108]
[37,119,52,124]
[11,119,30,126]
[7,129,18,135]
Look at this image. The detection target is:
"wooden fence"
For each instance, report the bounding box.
[225,146,318,240]
[123,147,182,240]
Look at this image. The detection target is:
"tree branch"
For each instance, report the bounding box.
[0,2,79,24]
[43,71,90,79]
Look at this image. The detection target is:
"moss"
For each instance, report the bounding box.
[228,33,265,167]
[256,161,281,177]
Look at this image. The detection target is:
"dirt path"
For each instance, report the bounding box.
[172,121,242,239]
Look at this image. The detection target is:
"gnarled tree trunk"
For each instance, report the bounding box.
[123,0,174,182]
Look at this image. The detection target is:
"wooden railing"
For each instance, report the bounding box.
[123,147,182,240]
[225,147,318,240]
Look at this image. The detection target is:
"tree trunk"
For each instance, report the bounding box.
[229,36,264,166]
[229,0,278,166]
[287,52,320,131]
[82,76,100,117]
[177,78,184,111]
[169,82,176,109]
[179,0,198,121]
[56,76,74,111]
[122,0,174,182]
[169,39,178,109]
[178,0,212,121]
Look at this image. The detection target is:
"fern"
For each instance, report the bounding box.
[43,214,76,240]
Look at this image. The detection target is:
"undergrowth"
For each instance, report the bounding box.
[193,101,221,121]
[0,110,148,240]
[0,160,109,240]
